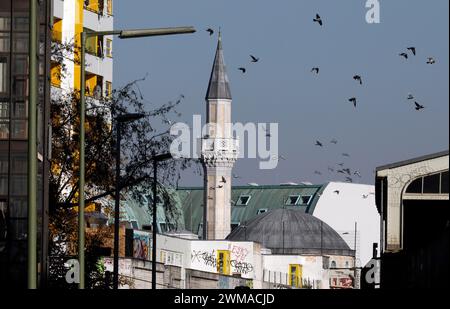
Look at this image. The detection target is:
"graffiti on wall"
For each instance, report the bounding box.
[133,231,151,260]
[231,245,249,262]
[191,249,254,275]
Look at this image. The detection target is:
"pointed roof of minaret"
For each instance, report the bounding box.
[206,31,232,100]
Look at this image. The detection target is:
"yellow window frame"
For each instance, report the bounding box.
[217,250,230,275]
[50,62,62,87]
[106,39,113,58]
[288,264,303,288]
[107,0,113,15]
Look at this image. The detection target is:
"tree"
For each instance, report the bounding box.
[48,39,196,288]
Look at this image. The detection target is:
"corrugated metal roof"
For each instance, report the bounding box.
[376,150,449,171]
[178,184,327,235]
[205,33,232,100]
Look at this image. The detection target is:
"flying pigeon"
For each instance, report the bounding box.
[345,177,353,183]
[414,101,425,111]
[315,141,323,147]
[250,55,260,63]
[362,194,369,199]
[217,185,224,189]
[233,173,241,179]
[333,190,340,195]
[337,170,345,174]
[407,47,416,56]
[206,28,214,36]
[311,67,319,74]
[238,67,246,73]
[353,75,363,85]
[342,153,351,157]
[343,168,351,175]
[407,94,414,100]
[427,57,436,64]
[399,53,408,59]
[354,171,362,178]
[314,171,322,175]
[313,14,323,26]
[348,97,357,107]
[221,176,227,183]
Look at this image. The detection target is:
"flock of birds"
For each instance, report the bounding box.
[204,13,438,189]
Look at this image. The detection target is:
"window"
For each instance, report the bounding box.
[106,39,112,57]
[0,102,8,118]
[0,56,8,94]
[217,250,230,275]
[330,261,337,269]
[231,222,240,231]
[0,33,10,52]
[107,0,113,15]
[423,173,441,194]
[257,208,268,215]
[85,34,98,56]
[236,195,251,206]
[406,177,422,193]
[85,0,100,13]
[289,264,302,288]
[285,195,300,206]
[52,18,62,43]
[300,195,312,205]
[441,171,449,194]
[105,81,112,98]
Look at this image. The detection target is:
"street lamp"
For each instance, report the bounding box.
[113,113,145,290]
[151,152,172,289]
[78,26,195,289]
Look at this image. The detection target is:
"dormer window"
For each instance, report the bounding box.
[300,195,312,205]
[285,195,300,206]
[236,195,251,206]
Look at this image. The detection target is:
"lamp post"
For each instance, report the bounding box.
[151,153,172,289]
[113,113,145,290]
[27,0,38,289]
[78,26,195,289]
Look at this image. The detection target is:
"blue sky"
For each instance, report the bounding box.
[114,0,449,186]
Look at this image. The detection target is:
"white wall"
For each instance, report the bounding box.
[313,182,380,267]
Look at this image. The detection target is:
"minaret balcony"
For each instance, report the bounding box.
[201,137,239,162]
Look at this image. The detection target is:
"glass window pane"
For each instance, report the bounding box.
[0,56,8,94]
[0,153,7,173]
[11,120,27,139]
[13,17,28,31]
[14,56,28,75]
[13,79,27,97]
[423,173,440,194]
[13,34,28,52]
[11,175,26,195]
[0,17,11,31]
[0,120,8,139]
[9,198,27,218]
[441,171,449,194]
[11,154,26,173]
[406,177,423,194]
[0,33,10,52]
[13,101,26,117]
[0,175,7,195]
[0,101,8,118]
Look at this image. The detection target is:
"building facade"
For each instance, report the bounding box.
[376,150,449,288]
[0,0,52,288]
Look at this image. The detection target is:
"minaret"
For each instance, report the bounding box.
[201,33,238,240]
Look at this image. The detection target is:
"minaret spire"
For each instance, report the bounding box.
[205,31,232,100]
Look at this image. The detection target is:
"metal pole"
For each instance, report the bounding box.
[152,159,157,289]
[354,221,357,288]
[78,31,86,289]
[113,122,121,289]
[27,0,38,289]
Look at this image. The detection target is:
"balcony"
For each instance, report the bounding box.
[201,138,239,163]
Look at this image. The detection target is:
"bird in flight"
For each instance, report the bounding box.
[427,57,436,64]
[238,67,246,73]
[345,177,353,183]
[414,101,425,111]
[343,168,351,175]
[399,52,408,59]
[337,163,345,167]
[330,138,338,144]
[311,67,319,74]
[233,173,241,179]
[313,14,323,26]
[407,93,414,100]
[206,28,214,36]
[217,185,224,189]
[220,176,227,183]
[354,171,362,178]
[348,97,357,107]
[337,170,345,174]
[314,170,322,175]
[333,190,340,195]
[315,141,323,147]
[362,194,369,199]
[407,47,416,56]
[353,75,363,85]
[250,55,260,63]
[342,153,351,157]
